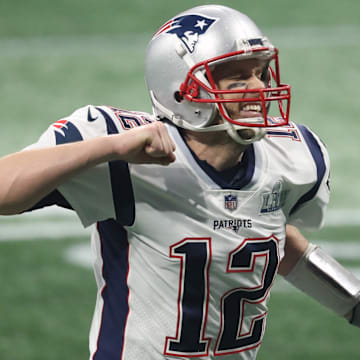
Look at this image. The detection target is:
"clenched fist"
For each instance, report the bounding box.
[110,121,176,165]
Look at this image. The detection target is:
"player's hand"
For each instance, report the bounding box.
[112,121,176,165]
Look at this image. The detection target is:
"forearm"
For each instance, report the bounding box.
[0,121,176,215]
[285,242,360,324]
[278,224,309,276]
[0,136,115,215]
[281,225,360,326]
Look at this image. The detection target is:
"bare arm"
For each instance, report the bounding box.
[0,121,176,215]
[278,224,309,276]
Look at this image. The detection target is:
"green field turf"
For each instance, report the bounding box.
[0,0,360,359]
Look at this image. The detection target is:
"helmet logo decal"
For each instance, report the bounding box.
[154,14,217,53]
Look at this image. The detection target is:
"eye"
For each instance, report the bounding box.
[227,82,247,90]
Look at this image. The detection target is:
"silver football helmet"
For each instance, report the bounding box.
[145,5,291,144]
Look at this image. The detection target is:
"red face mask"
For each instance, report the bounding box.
[179,47,291,127]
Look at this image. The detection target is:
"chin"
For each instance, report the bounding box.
[237,128,256,140]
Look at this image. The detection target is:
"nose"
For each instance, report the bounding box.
[242,74,265,102]
[247,73,265,90]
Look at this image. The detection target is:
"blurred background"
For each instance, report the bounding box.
[0,0,359,359]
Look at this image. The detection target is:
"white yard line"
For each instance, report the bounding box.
[0,208,88,241]
[62,241,360,297]
[273,267,360,293]
[0,207,359,241]
[324,209,360,227]
[63,241,360,269]
[1,207,359,294]
[0,221,91,241]
[315,240,360,259]
[63,242,95,268]
[0,24,359,58]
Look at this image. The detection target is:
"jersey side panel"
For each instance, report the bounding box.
[264,122,330,231]
[90,220,130,360]
[287,124,330,230]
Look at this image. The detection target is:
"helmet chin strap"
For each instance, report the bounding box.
[219,107,266,145]
[225,121,266,144]
[150,90,266,145]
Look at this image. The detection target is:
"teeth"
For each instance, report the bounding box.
[243,104,261,112]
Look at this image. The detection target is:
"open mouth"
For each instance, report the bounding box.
[239,103,263,118]
[242,104,261,112]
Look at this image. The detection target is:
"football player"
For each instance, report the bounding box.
[0,5,359,360]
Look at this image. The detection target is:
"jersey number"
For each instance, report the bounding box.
[266,123,301,141]
[164,236,279,357]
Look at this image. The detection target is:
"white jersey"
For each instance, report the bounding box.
[27,105,330,360]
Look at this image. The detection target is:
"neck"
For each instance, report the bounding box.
[181,129,248,171]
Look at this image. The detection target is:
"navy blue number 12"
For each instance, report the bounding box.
[164,236,279,357]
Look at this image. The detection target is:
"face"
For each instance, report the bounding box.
[211,58,268,121]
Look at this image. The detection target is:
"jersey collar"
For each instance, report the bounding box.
[167,123,257,190]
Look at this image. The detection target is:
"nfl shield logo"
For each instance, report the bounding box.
[224,194,237,211]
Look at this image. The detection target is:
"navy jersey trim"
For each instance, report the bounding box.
[178,129,255,190]
[26,190,73,212]
[289,125,326,215]
[55,121,83,144]
[26,120,83,211]
[96,107,118,135]
[97,108,135,226]
[93,220,130,360]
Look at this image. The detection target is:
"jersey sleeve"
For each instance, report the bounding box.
[25,105,153,227]
[286,124,331,231]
